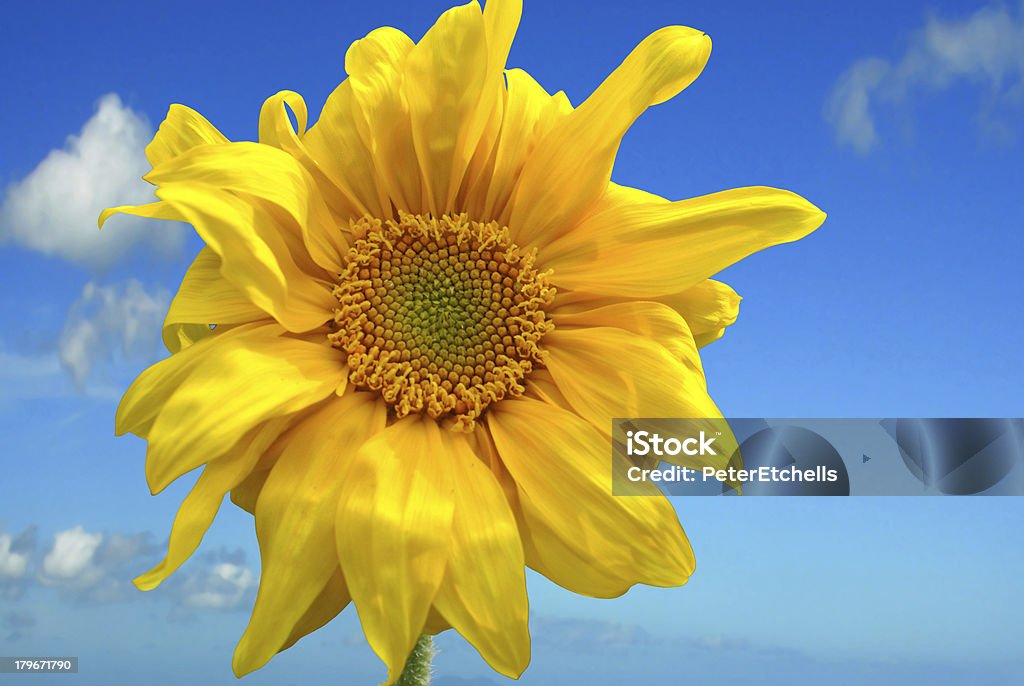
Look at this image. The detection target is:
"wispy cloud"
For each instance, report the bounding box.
[58,280,170,388]
[826,1,1024,153]
[531,615,655,653]
[0,93,185,270]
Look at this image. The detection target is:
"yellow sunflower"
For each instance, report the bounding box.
[101,0,824,682]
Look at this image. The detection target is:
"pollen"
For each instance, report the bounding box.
[330,212,555,430]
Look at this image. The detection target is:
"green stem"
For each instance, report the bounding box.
[395,635,434,686]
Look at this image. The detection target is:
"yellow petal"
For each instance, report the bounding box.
[259,89,367,238]
[115,322,270,439]
[552,300,704,379]
[98,199,181,229]
[543,186,827,297]
[545,325,736,461]
[404,1,490,215]
[510,26,711,247]
[258,90,308,148]
[145,104,229,168]
[335,415,455,683]
[234,393,385,676]
[144,327,344,494]
[544,327,713,426]
[279,569,351,653]
[147,141,343,278]
[163,324,214,354]
[542,326,737,472]
[422,606,451,636]
[162,247,268,352]
[156,184,334,333]
[659,279,741,348]
[474,68,566,221]
[345,27,421,212]
[304,80,390,220]
[432,431,529,678]
[134,417,289,592]
[458,0,523,211]
[488,398,694,591]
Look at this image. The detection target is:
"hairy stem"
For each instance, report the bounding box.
[395,635,434,686]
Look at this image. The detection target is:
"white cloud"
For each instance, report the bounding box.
[824,59,891,154]
[59,280,170,387]
[0,533,29,580]
[0,93,186,269]
[182,562,256,610]
[40,526,104,584]
[826,1,1024,153]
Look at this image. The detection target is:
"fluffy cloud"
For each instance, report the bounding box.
[0,93,185,269]
[181,562,256,611]
[0,531,31,580]
[166,548,257,617]
[59,280,170,387]
[4,524,258,614]
[826,1,1024,153]
[40,526,104,585]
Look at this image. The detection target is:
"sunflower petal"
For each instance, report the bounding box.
[489,397,694,591]
[279,569,351,653]
[305,80,390,219]
[544,327,712,424]
[433,431,529,678]
[156,184,334,333]
[147,141,341,277]
[458,0,523,211]
[510,26,711,247]
[162,247,268,352]
[552,300,704,379]
[98,199,181,229]
[257,89,349,273]
[544,186,826,297]
[335,416,455,683]
[134,418,288,592]
[234,393,384,676]
[144,328,344,494]
[345,27,420,212]
[258,90,308,148]
[474,69,566,221]
[404,1,490,215]
[660,279,741,348]
[115,323,269,439]
[145,104,229,167]
[543,327,737,472]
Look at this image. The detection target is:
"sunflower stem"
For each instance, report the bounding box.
[395,634,434,686]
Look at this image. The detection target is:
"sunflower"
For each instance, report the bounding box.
[101,0,824,682]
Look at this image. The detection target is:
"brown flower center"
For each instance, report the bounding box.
[329,213,554,430]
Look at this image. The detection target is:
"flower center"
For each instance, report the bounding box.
[330,213,554,430]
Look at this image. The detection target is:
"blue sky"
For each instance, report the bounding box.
[1,1,1022,684]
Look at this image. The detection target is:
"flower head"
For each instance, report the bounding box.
[102,0,825,682]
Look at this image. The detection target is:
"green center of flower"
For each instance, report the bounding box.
[330,213,554,430]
